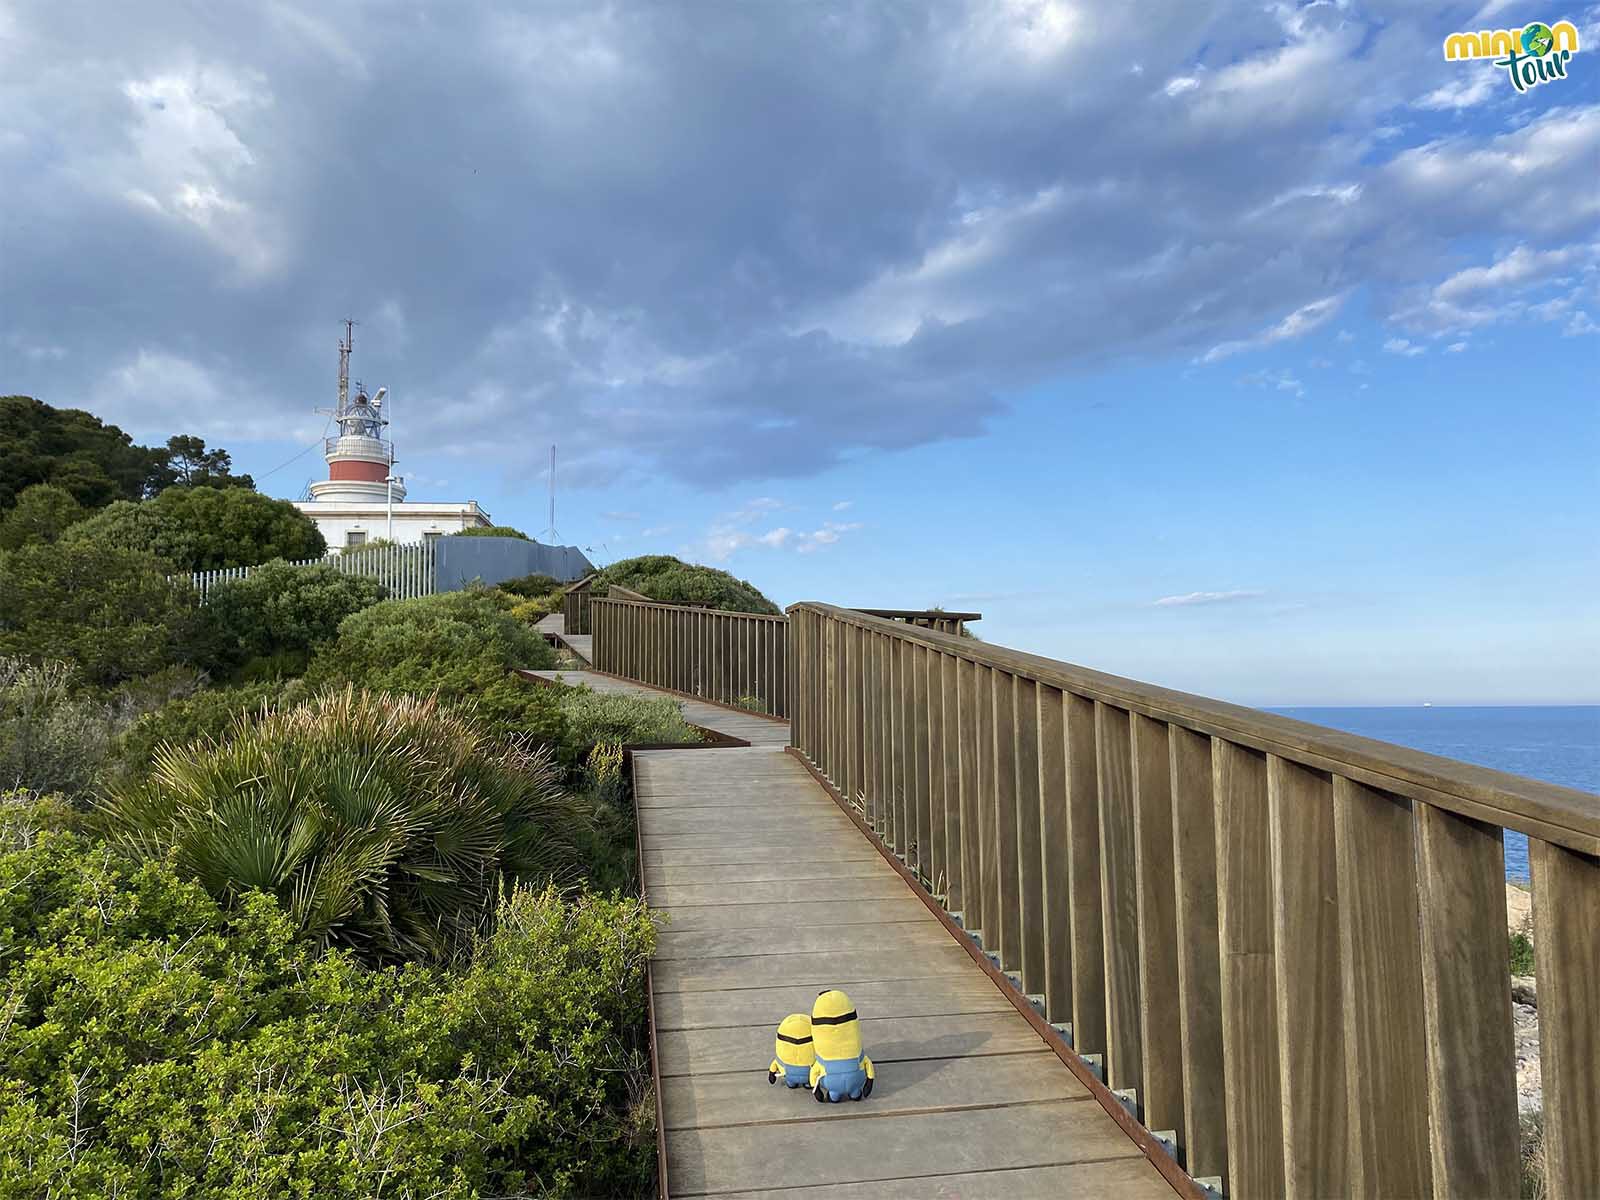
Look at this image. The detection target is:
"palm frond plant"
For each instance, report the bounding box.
[99,688,590,962]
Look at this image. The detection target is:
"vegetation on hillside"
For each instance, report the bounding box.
[103,691,588,962]
[63,485,325,572]
[0,445,717,1191]
[595,553,778,613]
[0,795,656,1198]
[0,396,251,510]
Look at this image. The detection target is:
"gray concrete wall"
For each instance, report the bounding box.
[434,536,593,592]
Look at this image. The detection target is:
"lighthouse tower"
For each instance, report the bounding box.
[307,320,405,505]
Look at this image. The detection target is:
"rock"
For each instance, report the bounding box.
[1506,881,1533,936]
[1513,1000,1542,1115]
[1512,975,1537,1008]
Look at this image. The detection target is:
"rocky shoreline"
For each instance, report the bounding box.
[1507,881,1539,1116]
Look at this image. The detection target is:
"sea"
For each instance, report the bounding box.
[1268,706,1600,883]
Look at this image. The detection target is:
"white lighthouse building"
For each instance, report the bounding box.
[294,322,492,550]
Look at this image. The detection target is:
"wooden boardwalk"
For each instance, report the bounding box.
[566,672,1174,1197]
[535,611,593,663]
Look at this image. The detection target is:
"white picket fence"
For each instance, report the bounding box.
[186,541,438,602]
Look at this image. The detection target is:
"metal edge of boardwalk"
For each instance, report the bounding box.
[785,745,1209,1200]
[627,746,672,1200]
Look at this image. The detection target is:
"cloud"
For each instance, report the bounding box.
[1153,589,1266,608]
[1383,337,1426,357]
[832,500,853,511]
[600,510,641,521]
[1446,340,1469,352]
[1240,368,1305,398]
[1200,295,1344,363]
[1567,311,1600,336]
[1415,73,1497,111]
[3,4,1596,496]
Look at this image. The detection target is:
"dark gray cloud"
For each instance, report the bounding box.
[3,0,1597,488]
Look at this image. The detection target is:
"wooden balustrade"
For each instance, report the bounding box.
[561,573,597,635]
[590,596,789,717]
[787,601,1600,1200]
[852,607,981,636]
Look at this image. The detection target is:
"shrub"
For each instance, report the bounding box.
[556,685,703,750]
[201,559,387,678]
[454,525,531,540]
[0,483,86,549]
[511,594,561,623]
[0,828,656,1197]
[0,541,204,686]
[500,571,564,599]
[64,485,325,571]
[306,590,562,741]
[594,554,778,613]
[101,689,591,963]
[1510,930,1535,976]
[0,659,116,802]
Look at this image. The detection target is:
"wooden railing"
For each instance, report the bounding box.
[561,574,597,634]
[787,602,1600,1200]
[853,607,981,636]
[590,597,788,717]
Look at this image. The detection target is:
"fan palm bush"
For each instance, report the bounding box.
[99,689,591,962]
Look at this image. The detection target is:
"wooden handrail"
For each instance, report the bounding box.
[590,596,788,717]
[786,600,1600,1199]
[852,607,981,636]
[795,603,1598,851]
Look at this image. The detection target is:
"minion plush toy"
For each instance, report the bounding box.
[808,989,875,1102]
[767,1013,815,1088]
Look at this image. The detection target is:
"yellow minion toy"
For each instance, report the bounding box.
[808,988,875,1102]
[767,1013,815,1088]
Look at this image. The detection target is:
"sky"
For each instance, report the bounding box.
[3,0,1597,706]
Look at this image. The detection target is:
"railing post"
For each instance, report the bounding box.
[1132,714,1183,1147]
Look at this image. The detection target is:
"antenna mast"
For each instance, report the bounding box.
[337,319,355,413]
[545,444,559,541]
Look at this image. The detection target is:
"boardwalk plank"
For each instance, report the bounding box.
[652,975,1015,1031]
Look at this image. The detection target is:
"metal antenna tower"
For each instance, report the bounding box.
[337,319,355,413]
[542,445,559,541]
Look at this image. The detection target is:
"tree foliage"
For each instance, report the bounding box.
[201,559,387,679]
[0,659,115,801]
[0,484,86,550]
[0,818,657,1197]
[595,554,778,613]
[0,541,204,686]
[0,396,159,510]
[147,434,254,491]
[64,486,325,571]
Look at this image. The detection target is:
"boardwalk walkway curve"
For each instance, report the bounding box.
[526,629,1176,1197]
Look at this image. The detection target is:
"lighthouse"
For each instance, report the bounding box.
[307,321,405,507]
[294,320,494,550]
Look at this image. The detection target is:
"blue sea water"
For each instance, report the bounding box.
[1267,706,1600,882]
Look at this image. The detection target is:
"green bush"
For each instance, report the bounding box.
[1510,930,1535,976]
[500,571,564,599]
[0,659,115,802]
[306,590,562,742]
[0,483,86,549]
[101,689,590,963]
[201,559,387,679]
[556,685,703,750]
[454,525,531,540]
[0,826,656,1197]
[511,594,562,623]
[64,485,325,571]
[595,554,778,613]
[0,541,205,686]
